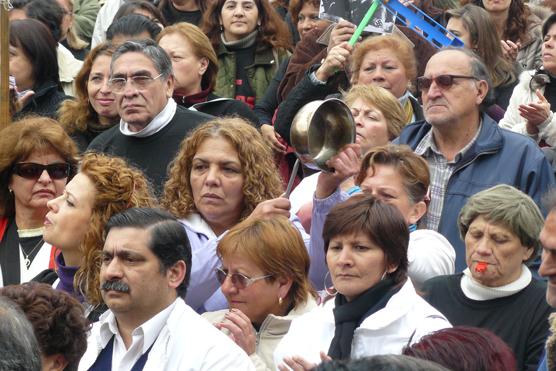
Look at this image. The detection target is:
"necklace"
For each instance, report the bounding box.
[21,238,44,269]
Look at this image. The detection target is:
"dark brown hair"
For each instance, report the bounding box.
[202,0,292,51]
[322,194,409,284]
[0,282,89,371]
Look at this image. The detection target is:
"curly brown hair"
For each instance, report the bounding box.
[74,152,157,305]
[58,43,117,135]
[0,282,89,371]
[162,117,283,219]
[201,0,292,51]
[0,116,78,217]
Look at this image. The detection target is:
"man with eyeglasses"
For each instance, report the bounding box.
[396,47,555,271]
[78,208,254,371]
[87,39,212,195]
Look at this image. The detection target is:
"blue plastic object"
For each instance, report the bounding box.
[383,0,464,48]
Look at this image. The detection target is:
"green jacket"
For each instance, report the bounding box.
[215,43,290,104]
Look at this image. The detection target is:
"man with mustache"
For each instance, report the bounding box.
[87,39,212,196]
[78,208,254,371]
[396,47,555,271]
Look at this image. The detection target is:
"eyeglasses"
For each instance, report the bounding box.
[215,267,272,289]
[416,74,478,91]
[108,73,163,93]
[12,162,71,180]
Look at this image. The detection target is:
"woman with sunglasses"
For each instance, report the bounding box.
[36,152,156,320]
[0,117,78,287]
[274,194,450,369]
[499,14,556,147]
[203,217,317,370]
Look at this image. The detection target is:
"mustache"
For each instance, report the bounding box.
[100,280,130,293]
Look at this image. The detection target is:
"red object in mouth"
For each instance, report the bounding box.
[475,262,488,273]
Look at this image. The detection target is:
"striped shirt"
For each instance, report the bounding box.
[415,123,482,231]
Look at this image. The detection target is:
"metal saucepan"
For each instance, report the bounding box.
[290,98,356,172]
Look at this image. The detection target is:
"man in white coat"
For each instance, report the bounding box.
[78,208,254,371]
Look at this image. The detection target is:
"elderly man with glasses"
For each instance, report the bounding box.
[88,39,211,195]
[395,47,555,271]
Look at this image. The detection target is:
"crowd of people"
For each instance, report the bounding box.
[4,0,556,370]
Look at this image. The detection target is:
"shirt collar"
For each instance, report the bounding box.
[181,213,217,240]
[98,298,178,353]
[415,120,483,162]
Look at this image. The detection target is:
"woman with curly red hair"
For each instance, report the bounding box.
[201,0,291,108]
[39,152,156,321]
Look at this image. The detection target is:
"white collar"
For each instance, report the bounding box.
[119,98,177,138]
[460,264,532,301]
[181,213,217,240]
[99,298,178,353]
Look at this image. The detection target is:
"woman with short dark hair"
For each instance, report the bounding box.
[274,194,450,368]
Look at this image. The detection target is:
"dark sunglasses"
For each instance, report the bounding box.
[12,162,71,180]
[416,74,478,91]
[215,267,272,289]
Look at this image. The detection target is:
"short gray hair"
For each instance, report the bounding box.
[458,184,543,261]
[0,296,41,371]
[437,47,495,109]
[111,39,173,78]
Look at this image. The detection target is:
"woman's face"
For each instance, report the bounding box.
[297,2,326,40]
[220,253,286,325]
[9,43,34,92]
[327,231,389,301]
[9,150,68,217]
[356,48,409,99]
[190,137,245,235]
[482,0,511,13]
[220,0,259,42]
[359,164,424,225]
[349,98,390,154]
[87,55,119,125]
[43,173,96,251]
[56,0,73,40]
[159,33,207,96]
[542,23,556,74]
[465,215,534,287]
[447,17,473,48]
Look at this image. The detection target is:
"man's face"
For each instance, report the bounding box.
[100,227,182,322]
[539,211,556,307]
[421,50,487,128]
[110,52,173,130]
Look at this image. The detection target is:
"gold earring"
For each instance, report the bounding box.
[278,297,283,305]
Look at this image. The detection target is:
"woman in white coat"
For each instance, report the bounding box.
[274,194,451,370]
[499,14,556,146]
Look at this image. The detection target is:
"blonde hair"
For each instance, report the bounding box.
[218,216,316,309]
[343,84,406,139]
[162,117,283,219]
[157,23,218,91]
[75,153,157,305]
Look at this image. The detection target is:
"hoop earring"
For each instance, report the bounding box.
[381,270,388,281]
[324,271,337,297]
